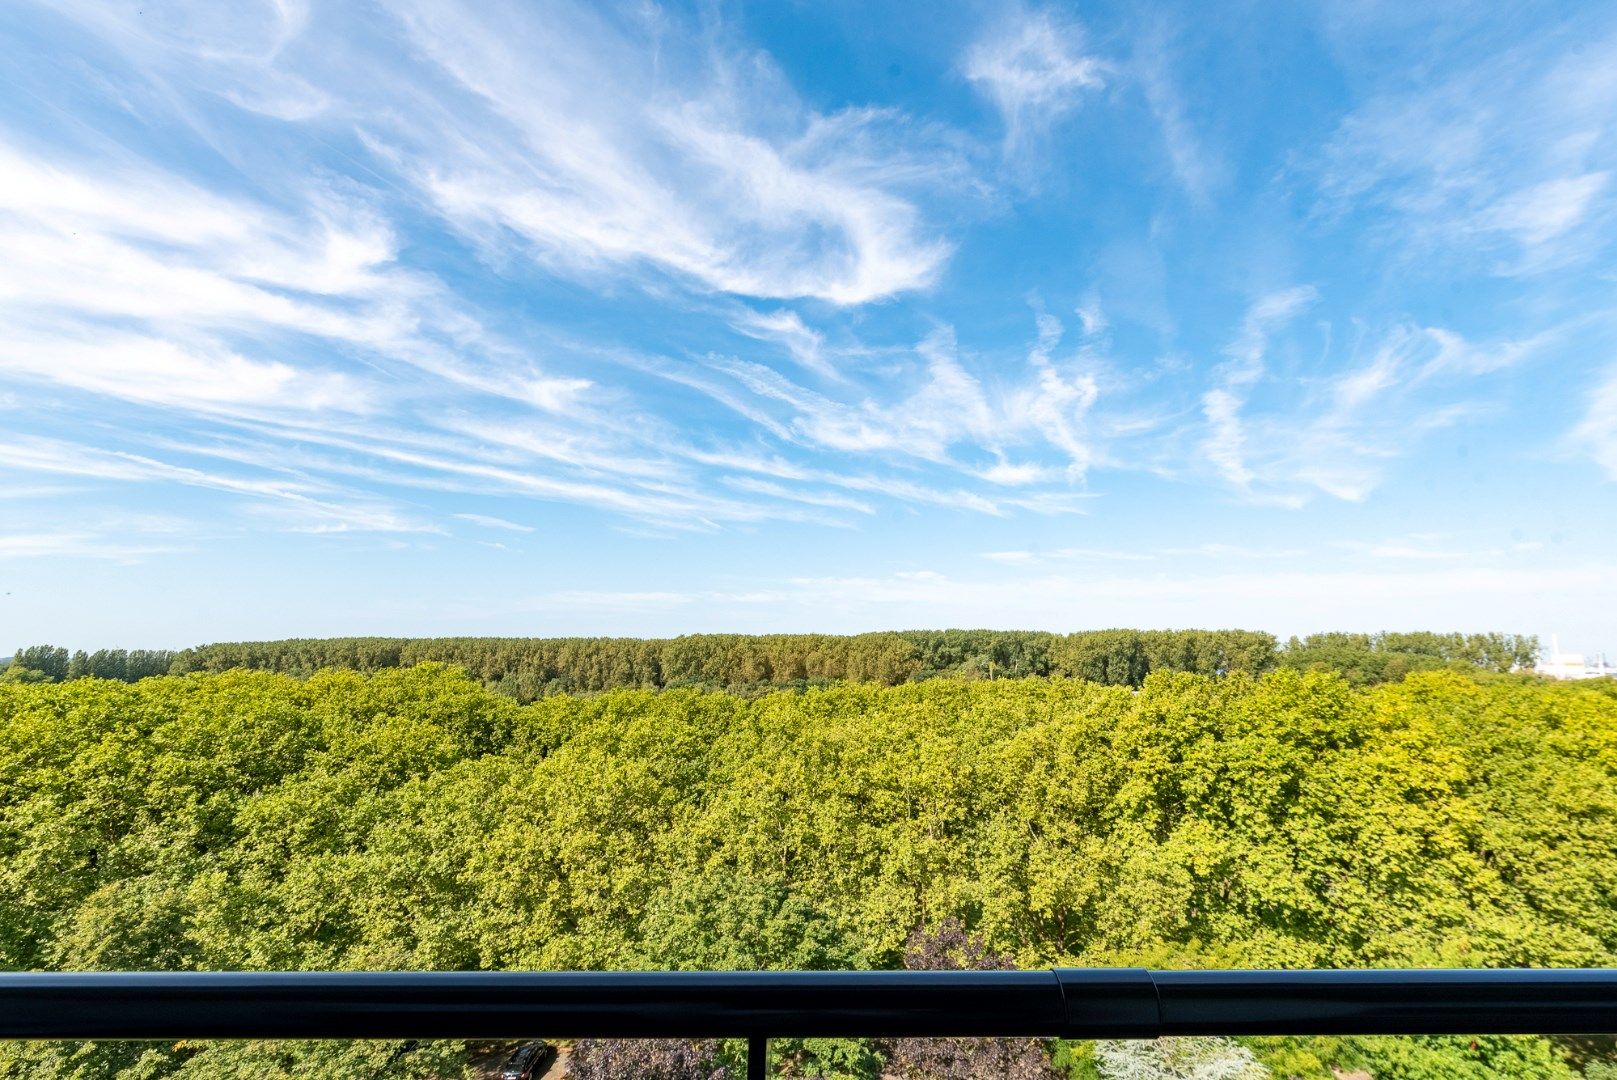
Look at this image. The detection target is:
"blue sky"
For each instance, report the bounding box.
[1,0,1615,651]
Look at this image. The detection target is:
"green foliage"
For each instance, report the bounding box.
[1280,632,1537,686]
[0,1038,467,1078]
[0,664,49,684]
[1,665,1613,1077]
[4,644,178,685]
[1052,1039,1103,1080]
[11,644,69,681]
[775,1038,883,1080]
[64,649,180,682]
[11,628,1535,696]
[160,629,1283,698]
[1344,1034,1578,1079]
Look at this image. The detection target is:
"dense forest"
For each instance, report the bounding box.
[2,664,1614,1078]
[2,629,1538,698]
[1,646,180,684]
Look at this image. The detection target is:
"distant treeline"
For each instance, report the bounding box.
[166,629,1284,694]
[1280,631,1539,685]
[1,645,179,684]
[2,630,1538,698]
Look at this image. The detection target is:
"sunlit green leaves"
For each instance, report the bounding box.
[1,666,1613,1077]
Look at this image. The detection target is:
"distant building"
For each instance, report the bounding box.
[1537,636,1617,680]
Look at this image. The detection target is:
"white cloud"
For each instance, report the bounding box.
[1483,172,1610,248]
[711,338,984,461]
[699,318,1100,482]
[1187,296,1535,506]
[980,550,1038,565]
[1571,368,1617,478]
[4,0,1591,564]
[42,0,962,313]
[453,513,536,533]
[1,435,311,496]
[0,434,443,536]
[1074,293,1108,339]
[812,473,1004,517]
[0,139,567,419]
[1131,24,1225,201]
[0,130,840,534]
[976,461,1059,486]
[1348,542,1499,561]
[1419,327,1543,377]
[1198,389,1254,487]
[720,476,874,515]
[438,418,680,483]
[964,8,1106,145]
[0,332,365,415]
[0,484,76,500]
[1316,27,1617,272]
[1331,327,1422,411]
[1166,544,1306,560]
[1219,286,1318,386]
[1196,287,1317,492]
[730,309,839,379]
[0,2,1123,541]
[0,532,185,561]
[982,547,1154,564]
[247,502,445,536]
[239,426,817,527]
[0,508,204,561]
[364,0,954,304]
[41,0,326,120]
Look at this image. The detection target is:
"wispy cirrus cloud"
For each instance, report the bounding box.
[1315,20,1617,274]
[1188,287,1547,505]
[452,513,536,534]
[964,7,1107,150]
[0,145,380,417]
[0,434,443,537]
[692,316,1102,483]
[1129,21,1226,201]
[1197,286,1318,493]
[362,0,958,305]
[0,136,605,421]
[729,308,840,381]
[0,0,1046,546]
[41,0,960,306]
[0,532,187,562]
[1571,368,1617,479]
[983,543,1310,566]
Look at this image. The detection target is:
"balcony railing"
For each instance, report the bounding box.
[4,968,1616,1079]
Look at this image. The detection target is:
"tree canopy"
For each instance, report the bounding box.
[1,664,1612,1076]
[3,629,1540,698]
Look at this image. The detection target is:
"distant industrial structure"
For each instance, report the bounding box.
[1537,636,1617,680]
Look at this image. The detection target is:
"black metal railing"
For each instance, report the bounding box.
[4,968,1616,1079]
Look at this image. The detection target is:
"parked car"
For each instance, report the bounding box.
[499,1040,554,1080]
